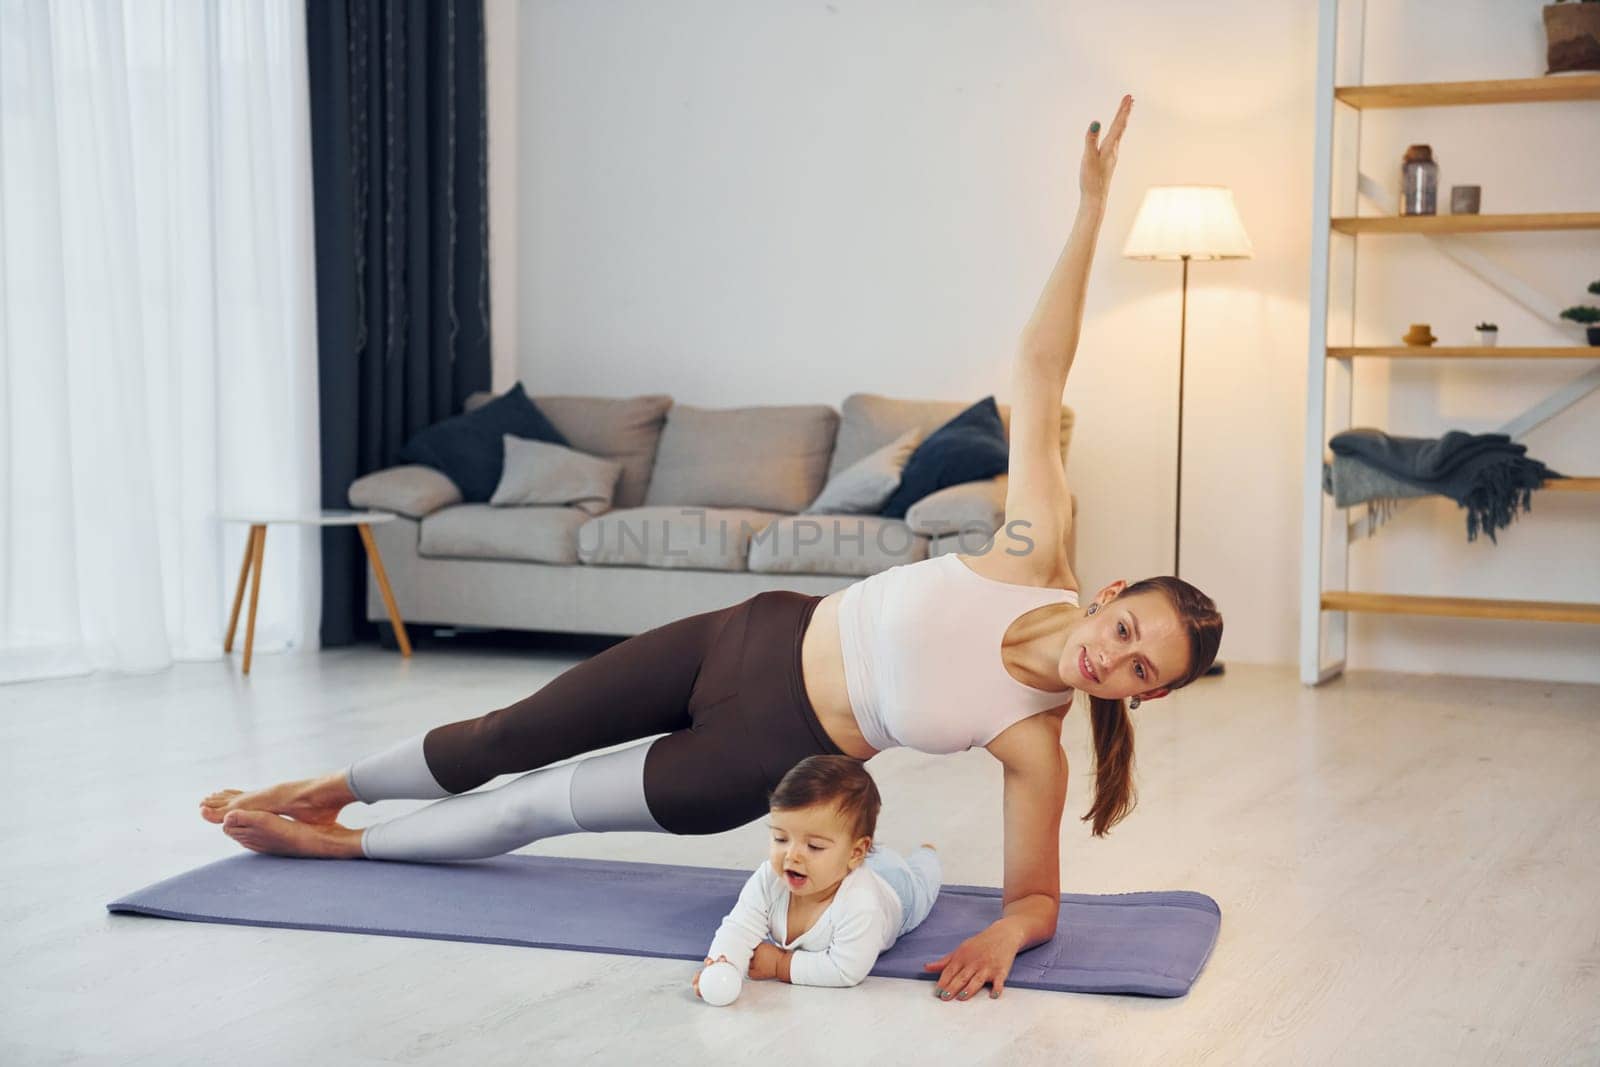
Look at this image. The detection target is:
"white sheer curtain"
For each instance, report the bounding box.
[0,0,322,683]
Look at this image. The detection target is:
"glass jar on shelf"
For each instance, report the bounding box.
[1400,144,1438,216]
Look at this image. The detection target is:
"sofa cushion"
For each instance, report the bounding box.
[747,515,928,577]
[419,504,590,565]
[828,392,1074,479]
[528,394,673,510]
[348,465,462,519]
[802,428,921,516]
[578,506,785,571]
[880,397,1010,519]
[643,403,839,513]
[490,435,623,516]
[905,475,1007,537]
[399,384,569,503]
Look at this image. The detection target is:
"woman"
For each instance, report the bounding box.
[201,94,1221,1002]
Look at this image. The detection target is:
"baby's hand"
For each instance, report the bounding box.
[748,942,786,981]
[693,955,729,998]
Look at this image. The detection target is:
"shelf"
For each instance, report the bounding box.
[1544,477,1600,493]
[1328,346,1599,360]
[1321,592,1600,625]
[1334,74,1600,109]
[1330,213,1600,235]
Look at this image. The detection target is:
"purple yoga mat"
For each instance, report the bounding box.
[108,854,1219,997]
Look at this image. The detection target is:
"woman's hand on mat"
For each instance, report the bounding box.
[748,942,788,981]
[1079,94,1132,204]
[923,927,1018,1001]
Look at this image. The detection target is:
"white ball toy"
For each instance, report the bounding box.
[698,961,742,1007]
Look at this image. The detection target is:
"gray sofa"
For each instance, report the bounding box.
[349,391,1076,638]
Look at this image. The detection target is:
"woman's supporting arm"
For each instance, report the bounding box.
[923,720,1069,1001]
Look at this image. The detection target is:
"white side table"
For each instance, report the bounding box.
[218,510,413,674]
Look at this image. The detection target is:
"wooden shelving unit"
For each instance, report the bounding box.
[1331,212,1600,235]
[1327,346,1596,360]
[1300,3,1600,685]
[1334,73,1600,109]
[1543,478,1600,493]
[1321,592,1600,626]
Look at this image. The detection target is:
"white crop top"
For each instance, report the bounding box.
[836,552,1079,754]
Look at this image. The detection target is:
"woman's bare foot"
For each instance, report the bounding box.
[221,810,365,859]
[200,772,354,826]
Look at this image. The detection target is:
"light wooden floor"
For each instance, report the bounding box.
[1,641,1596,1066]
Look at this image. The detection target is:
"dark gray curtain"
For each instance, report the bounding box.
[307,0,492,646]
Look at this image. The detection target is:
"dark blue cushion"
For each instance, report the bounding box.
[397,384,568,503]
[879,396,1010,519]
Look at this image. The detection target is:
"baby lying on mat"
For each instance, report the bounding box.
[694,755,941,1001]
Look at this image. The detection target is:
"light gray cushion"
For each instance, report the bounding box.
[927,492,1078,571]
[531,394,673,510]
[827,393,1075,480]
[747,515,928,577]
[802,428,921,515]
[348,465,463,519]
[419,504,590,565]
[490,435,623,516]
[905,475,1007,537]
[643,403,840,513]
[465,390,673,509]
[577,506,785,571]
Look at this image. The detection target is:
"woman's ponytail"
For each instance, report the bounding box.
[1077,574,1220,838]
[1082,694,1137,837]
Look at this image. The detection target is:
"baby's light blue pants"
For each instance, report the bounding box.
[864,845,942,937]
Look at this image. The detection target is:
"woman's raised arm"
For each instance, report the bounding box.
[1016,94,1132,381]
[1003,95,1133,577]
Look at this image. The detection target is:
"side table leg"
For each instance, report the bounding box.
[242,525,266,675]
[358,523,412,657]
[224,532,253,653]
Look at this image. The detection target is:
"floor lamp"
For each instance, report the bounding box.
[1122,186,1252,677]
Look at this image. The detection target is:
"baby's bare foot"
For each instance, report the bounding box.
[200,774,353,826]
[221,809,364,859]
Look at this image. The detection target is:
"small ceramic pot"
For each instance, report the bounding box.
[1476,329,1498,347]
[1402,323,1438,347]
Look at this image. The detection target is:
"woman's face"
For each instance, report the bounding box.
[1056,586,1192,702]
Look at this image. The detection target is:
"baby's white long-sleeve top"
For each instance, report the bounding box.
[705,862,904,988]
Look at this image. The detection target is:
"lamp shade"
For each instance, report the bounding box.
[1122,185,1253,261]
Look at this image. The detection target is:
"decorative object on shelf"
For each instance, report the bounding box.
[1475,321,1499,346]
[1559,279,1600,344]
[1402,323,1438,346]
[1544,1,1600,75]
[1449,185,1482,214]
[1327,428,1565,543]
[1400,144,1439,216]
[1124,185,1253,679]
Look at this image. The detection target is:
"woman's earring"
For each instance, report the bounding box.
[1087,605,1098,615]
[1129,696,1142,710]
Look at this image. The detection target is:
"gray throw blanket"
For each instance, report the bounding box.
[1326,428,1564,543]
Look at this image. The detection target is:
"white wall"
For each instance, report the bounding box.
[503,0,1599,683]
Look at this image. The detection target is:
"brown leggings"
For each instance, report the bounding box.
[420,590,848,835]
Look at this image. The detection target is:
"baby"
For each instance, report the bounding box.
[694,754,941,996]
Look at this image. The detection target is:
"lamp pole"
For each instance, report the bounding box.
[1175,253,1189,580]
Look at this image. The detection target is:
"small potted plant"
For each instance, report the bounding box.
[1475,322,1499,347]
[1559,280,1600,346]
[1545,1,1600,74]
